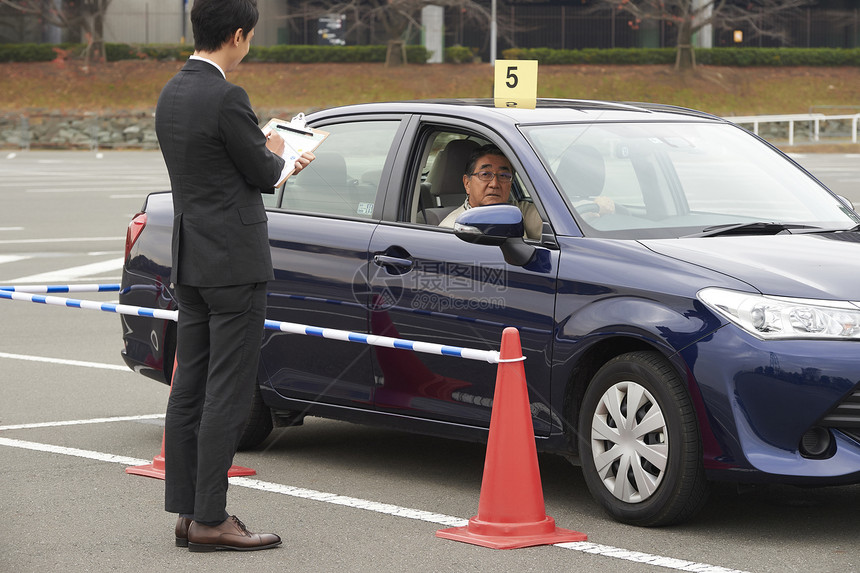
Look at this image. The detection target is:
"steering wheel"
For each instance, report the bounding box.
[575,202,600,215]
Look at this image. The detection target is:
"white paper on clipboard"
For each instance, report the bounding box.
[262,115,329,187]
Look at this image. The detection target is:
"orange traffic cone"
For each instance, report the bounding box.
[436,327,587,549]
[126,355,256,479]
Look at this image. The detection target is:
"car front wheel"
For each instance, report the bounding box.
[578,351,709,526]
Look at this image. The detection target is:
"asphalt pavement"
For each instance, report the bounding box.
[1,150,859,573]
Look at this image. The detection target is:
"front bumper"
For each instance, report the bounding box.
[692,324,860,484]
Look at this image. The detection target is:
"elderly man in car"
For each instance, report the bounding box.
[439,144,613,239]
[438,144,542,239]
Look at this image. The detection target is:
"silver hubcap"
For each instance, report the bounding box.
[590,381,668,503]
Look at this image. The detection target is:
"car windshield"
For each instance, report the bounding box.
[523,121,860,239]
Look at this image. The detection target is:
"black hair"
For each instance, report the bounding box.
[191,0,259,52]
[465,144,510,175]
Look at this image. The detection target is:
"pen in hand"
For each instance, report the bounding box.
[265,130,285,156]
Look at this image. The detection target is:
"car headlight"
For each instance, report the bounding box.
[698,288,860,340]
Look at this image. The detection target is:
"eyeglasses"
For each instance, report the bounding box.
[469,171,514,183]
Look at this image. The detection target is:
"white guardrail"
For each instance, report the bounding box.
[724,113,860,146]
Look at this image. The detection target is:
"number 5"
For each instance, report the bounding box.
[506,66,518,89]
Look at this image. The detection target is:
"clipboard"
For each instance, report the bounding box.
[262,114,329,187]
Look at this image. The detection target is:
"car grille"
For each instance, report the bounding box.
[819,386,860,444]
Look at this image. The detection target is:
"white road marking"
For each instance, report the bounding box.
[0,414,751,573]
[231,476,468,528]
[0,227,24,231]
[0,413,164,431]
[26,186,166,193]
[7,257,124,283]
[0,236,122,245]
[0,255,28,265]
[0,351,129,371]
[0,436,148,466]
[557,542,748,572]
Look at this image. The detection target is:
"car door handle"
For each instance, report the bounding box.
[373,254,414,270]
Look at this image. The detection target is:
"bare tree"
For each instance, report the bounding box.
[0,0,113,67]
[290,0,519,66]
[588,0,816,71]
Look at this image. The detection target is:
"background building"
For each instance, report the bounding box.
[1,0,857,61]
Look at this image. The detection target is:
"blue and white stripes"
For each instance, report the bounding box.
[0,283,121,294]
[263,320,500,363]
[0,284,504,364]
[0,288,179,322]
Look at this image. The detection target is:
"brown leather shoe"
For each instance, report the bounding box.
[175,516,192,547]
[187,516,281,552]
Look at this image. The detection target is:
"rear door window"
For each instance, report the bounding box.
[269,120,401,218]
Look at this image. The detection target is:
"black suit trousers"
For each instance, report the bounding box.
[164,281,267,522]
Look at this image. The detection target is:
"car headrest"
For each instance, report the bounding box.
[555,145,605,199]
[428,139,481,200]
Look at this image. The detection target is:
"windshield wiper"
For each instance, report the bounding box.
[686,222,822,238]
[773,223,860,235]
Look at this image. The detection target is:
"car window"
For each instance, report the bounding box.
[407,131,493,225]
[273,120,400,218]
[525,122,858,238]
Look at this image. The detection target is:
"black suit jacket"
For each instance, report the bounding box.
[155,58,285,287]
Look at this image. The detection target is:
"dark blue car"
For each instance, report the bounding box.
[121,99,860,526]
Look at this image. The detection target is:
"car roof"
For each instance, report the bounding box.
[307,98,727,126]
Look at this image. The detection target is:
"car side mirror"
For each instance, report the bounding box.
[837,194,856,212]
[453,205,536,266]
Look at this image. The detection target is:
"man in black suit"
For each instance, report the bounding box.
[155,0,313,552]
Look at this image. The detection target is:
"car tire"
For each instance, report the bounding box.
[237,383,274,451]
[578,351,709,526]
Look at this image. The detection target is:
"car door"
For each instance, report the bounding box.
[260,117,406,408]
[366,121,560,436]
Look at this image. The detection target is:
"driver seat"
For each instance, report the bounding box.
[421,139,480,225]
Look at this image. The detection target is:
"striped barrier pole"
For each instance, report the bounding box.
[0,285,502,364]
[264,320,500,364]
[0,284,121,293]
[0,289,178,322]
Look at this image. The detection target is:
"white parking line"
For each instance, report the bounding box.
[0,351,129,371]
[0,255,28,265]
[7,257,124,284]
[0,436,148,466]
[0,236,123,245]
[0,413,163,431]
[0,415,750,573]
[556,542,748,573]
[26,187,166,193]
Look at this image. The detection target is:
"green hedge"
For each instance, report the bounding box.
[503,47,676,65]
[697,47,860,66]
[3,43,859,66]
[105,43,194,61]
[502,47,860,66]
[247,44,429,64]
[0,43,79,62]
[444,45,479,63]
